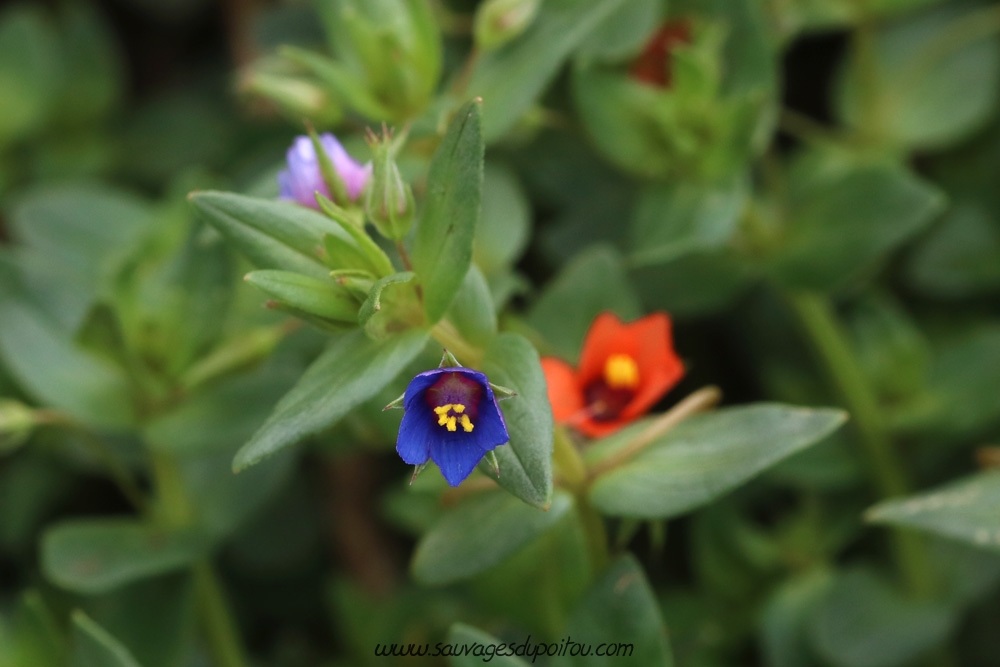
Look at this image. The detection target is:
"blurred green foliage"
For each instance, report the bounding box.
[2,0,1000,666]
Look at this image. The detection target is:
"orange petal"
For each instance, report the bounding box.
[540,357,584,423]
[621,313,684,420]
[575,415,630,439]
[577,312,638,386]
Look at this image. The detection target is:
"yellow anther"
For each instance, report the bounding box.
[604,354,639,389]
[433,403,474,432]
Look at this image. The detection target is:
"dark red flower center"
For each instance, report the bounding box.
[583,354,640,422]
[425,371,483,431]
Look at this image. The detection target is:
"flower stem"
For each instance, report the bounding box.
[430,319,484,368]
[193,561,249,667]
[586,386,722,481]
[787,291,933,598]
[149,450,249,666]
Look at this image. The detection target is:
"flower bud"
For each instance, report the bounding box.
[474,0,541,51]
[239,59,343,126]
[316,0,441,120]
[363,128,415,241]
[277,133,371,209]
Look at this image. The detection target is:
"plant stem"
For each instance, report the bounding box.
[35,412,147,511]
[553,426,608,571]
[149,450,249,666]
[431,319,484,367]
[787,291,934,598]
[194,561,249,667]
[586,386,722,481]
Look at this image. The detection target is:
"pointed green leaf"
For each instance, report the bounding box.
[866,470,1000,553]
[445,264,497,348]
[233,328,428,470]
[412,99,484,324]
[412,490,572,585]
[41,519,207,595]
[245,270,360,323]
[358,272,417,326]
[189,191,361,279]
[468,0,627,141]
[587,404,846,518]
[479,333,553,508]
[551,555,672,667]
[806,568,955,667]
[71,610,143,667]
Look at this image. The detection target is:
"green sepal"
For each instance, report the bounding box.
[245,270,360,325]
[331,270,375,301]
[439,349,462,368]
[410,463,428,485]
[316,194,395,277]
[358,271,417,327]
[484,450,501,478]
[383,391,406,411]
[489,381,518,400]
[307,124,351,206]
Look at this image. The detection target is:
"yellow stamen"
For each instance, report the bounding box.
[604,354,639,389]
[433,403,474,432]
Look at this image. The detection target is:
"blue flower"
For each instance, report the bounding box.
[278,133,371,208]
[396,367,510,487]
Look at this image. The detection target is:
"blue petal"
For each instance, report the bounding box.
[468,395,509,452]
[429,436,487,487]
[395,402,432,465]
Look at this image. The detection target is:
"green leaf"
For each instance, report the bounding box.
[480,333,554,508]
[55,3,122,126]
[587,404,846,518]
[528,245,640,361]
[445,265,497,348]
[760,568,834,667]
[358,272,417,327]
[412,99,484,324]
[316,194,395,277]
[866,470,1000,553]
[575,0,660,63]
[768,157,945,292]
[905,201,1000,297]
[0,295,134,428]
[836,4,1000,150]
[71,610,143,667]
[8,183,154,301]
[628,175,748,268]
[474,164,531,274]
[411,490,572,585]
[446,624,531,666]
[7,590,68,667]
[630,249,755,318]
[0,6,60,145]
[245,270,360,323]
[41,519,207,595]
[81,573,193,667]
[233,328,428,470]
[189,191,359,279]
[468,0,627,141]
[806,567,955,667]
[551,555,672,667]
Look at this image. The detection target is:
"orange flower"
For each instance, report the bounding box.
[541,312,684,438]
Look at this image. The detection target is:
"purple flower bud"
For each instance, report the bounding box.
[277,133,372,208]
